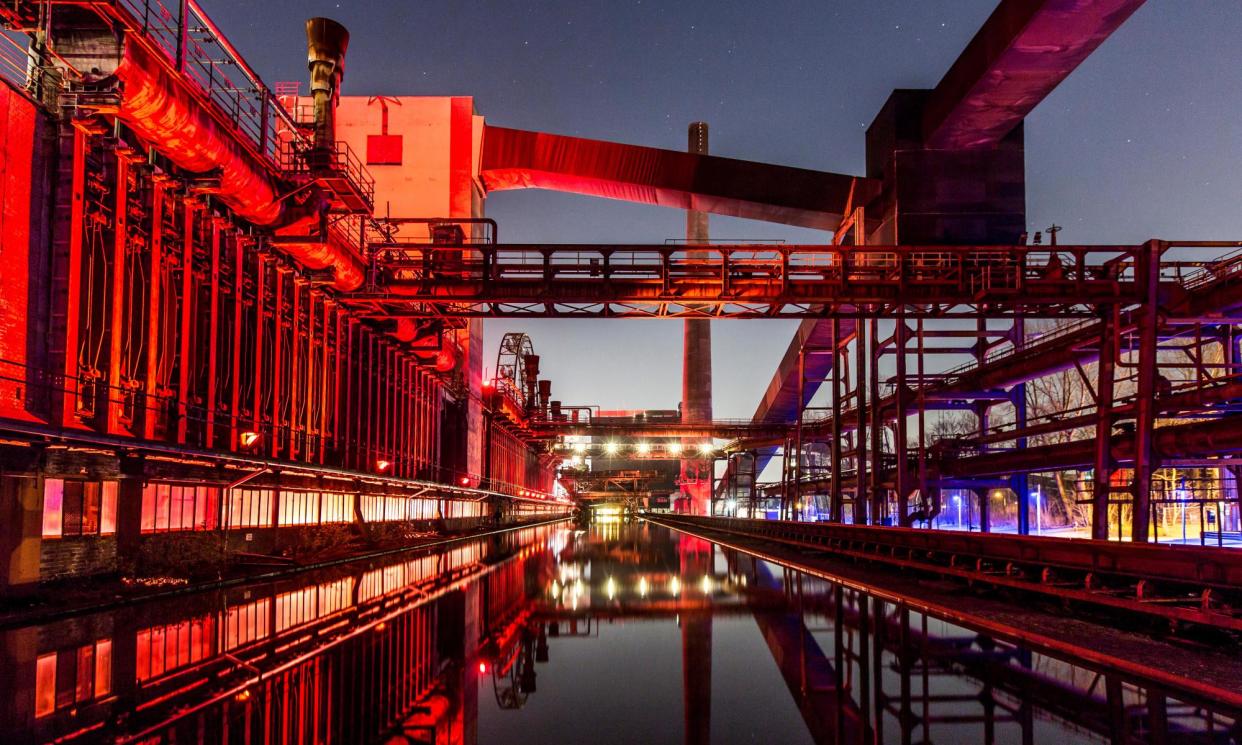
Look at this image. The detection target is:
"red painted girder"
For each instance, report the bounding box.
[479,125,878,230]
[924,0,1146,149]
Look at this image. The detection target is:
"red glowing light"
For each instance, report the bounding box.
[460,476,470,486]
[478,662,488,674]
[376,459,392,473]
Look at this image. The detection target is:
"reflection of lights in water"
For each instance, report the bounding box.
[606,577,616,600]
[638,577,649,597]
[701,575,713,595]
[670,577,681,596]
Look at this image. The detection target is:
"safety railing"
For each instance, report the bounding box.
[110,0,302,165]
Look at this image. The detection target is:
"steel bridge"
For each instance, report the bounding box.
[0,1,1241,727]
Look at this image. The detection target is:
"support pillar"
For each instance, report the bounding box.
[106,154,129,435]
[0,467,44,590]
[830,319,843,522]
[854,321,868,524]
[1092,306,1118,540]
[1131,240,1163,542]
[1010,317,1029,535]
[894,315,910,523]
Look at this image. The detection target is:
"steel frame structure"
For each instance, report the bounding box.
[347,242,1145,319]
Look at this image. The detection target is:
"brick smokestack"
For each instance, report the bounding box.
[681,121,712,514]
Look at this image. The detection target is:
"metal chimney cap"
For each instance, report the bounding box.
[306,17,350,72]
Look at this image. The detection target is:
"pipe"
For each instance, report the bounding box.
[112,38,365,290]
[272,213,365,290]
[114,41,282,225]
[306,18,349,152]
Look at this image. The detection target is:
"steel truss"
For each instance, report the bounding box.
[347,243,1147,319]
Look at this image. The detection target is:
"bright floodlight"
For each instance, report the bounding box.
[573,442,587,454]
[698,442,714,455]
[604,441,619,455]
[668,441,683,455]
[636,441,651,455]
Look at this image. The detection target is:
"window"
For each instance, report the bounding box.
[141,483,220,532]
[136,619,214,682]
[42,480,117,538]
[33,639,112,717]
[225,488,273,528]
[277,490,320,527]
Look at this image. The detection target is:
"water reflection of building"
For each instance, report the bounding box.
[0,524,558,745]
[6,521,1238,744]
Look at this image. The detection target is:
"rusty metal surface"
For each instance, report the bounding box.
[480,125,878,230]
[354,243,1142,318]
[923,0,1147,149]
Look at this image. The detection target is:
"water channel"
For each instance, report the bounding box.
[2,519,1238,744]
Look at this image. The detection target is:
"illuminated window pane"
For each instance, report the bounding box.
[34,653,56,717]
[41,479,64,538]
[94,640,112,697]
[100,482,117,535]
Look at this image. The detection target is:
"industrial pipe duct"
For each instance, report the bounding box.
[306,17,349,152]
[101,30,366,289]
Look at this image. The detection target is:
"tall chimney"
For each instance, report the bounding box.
[305,17,350,152]
[681,121,712,515]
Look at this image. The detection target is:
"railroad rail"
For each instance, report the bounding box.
[647,514,1242,634]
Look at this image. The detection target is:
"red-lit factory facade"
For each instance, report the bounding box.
[0,1,566,590]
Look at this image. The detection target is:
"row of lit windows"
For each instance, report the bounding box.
[141,483,220,532]
[41,480,117,538]
[131,545,483,684]
[34,640,112,718]
[34,527,509,707]
[44,480,494,539]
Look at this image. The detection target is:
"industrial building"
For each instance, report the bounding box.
[0,0,1240,742]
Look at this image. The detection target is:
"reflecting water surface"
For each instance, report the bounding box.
[2,519,1238,744]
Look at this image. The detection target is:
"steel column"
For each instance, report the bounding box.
[204,218,221,448]
[144,180,164,440]
[830,318,843,522]
[1131,241,1163,542]
[176,202,196,444]
[106,154,129,435]
[1092,307,1118,540]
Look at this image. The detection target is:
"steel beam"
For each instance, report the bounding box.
[923,0,1147,149]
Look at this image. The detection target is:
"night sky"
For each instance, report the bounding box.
[206,0,1242,418]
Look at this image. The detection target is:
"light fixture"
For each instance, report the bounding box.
[376,459,392,473]
[239,431,260,449]
[604,441,619,455]
[573,442,587,454]
[636,441,651,455]
[698,442,714,455]
[668,441,683,455]
[461,476,471,486]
